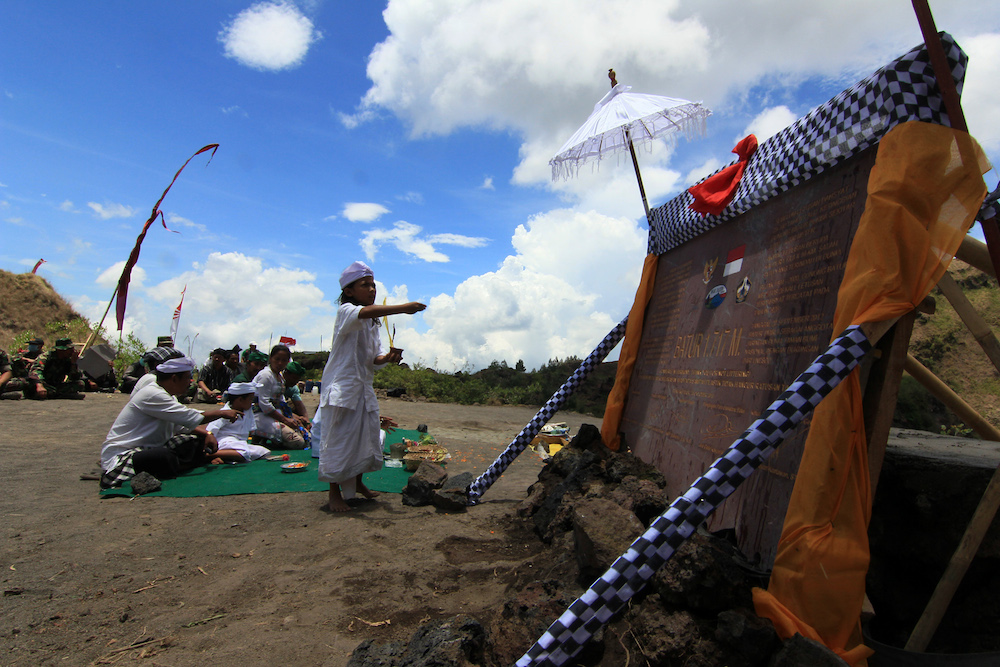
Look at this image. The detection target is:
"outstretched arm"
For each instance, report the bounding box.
[358,302,426,320]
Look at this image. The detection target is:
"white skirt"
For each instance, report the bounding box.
[317,397,382,485]
[216,435,270,461]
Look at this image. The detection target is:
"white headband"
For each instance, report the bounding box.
[339,260,374,289]
[155,356,195,374]
[226,382,257,396]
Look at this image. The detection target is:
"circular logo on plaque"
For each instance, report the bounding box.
[705,284,727,309]
[736,276,752,303]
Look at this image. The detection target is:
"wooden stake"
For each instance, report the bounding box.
[936,272,1000,372]
[903,354,1000,441]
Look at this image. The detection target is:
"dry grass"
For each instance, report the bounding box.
[0,269,102,351]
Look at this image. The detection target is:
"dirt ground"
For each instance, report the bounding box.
[1,392,597,666]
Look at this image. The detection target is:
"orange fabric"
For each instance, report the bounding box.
[754,121,990,665]
[688,134,758,216]
[601,252,659,451]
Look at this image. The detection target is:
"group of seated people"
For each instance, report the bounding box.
[0,336,98,400]
[99,340,316,489]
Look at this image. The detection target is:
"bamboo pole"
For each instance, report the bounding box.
[81,285,118,354]
[957,235,996,279]
[903,354,1000,441]
[935,272,1000,372]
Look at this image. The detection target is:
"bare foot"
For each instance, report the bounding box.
[322,500,352,513]
[210,457,224,465]
[357,481,380,499]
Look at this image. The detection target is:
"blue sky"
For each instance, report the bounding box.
[3,1,998,370]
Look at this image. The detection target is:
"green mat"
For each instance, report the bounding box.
[100,429,423,498]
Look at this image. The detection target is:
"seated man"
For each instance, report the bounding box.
[197,348,233,403]
[99,356,242,488]
[128,346,185,395]
[38,338,85,399]
[5,338,47,399]
[232,349,267,382]
[282,361,312,428]
[0,349,14,399]
[226,347,245,378]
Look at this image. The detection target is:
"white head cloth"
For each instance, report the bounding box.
[226,382,256,396]
[339,260,374,289]
[156,356,196,374]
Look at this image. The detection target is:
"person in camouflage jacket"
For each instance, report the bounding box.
[39,338,84,399]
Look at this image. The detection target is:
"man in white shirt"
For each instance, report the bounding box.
[100,356,242,488]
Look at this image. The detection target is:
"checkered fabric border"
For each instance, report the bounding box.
[980,186,999,224]
[466,318,629,505]
[516,325,871,666]
[648,33,967,256]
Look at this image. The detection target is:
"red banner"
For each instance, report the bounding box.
[169,285,186,340]
[115,144,219,330]
[279,336,296,346]
[31,259,46,274]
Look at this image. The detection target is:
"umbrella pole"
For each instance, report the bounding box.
[627,136,652,223]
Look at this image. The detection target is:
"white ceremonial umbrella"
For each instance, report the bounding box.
[550,70,711,221]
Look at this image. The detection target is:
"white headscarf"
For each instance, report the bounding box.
[225,382,256,396]
[339,260,374,289]
[155,356,196,374]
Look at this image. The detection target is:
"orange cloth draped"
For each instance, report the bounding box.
[753,121,990,665]
[601,252,659,451]
[688,134,758,216]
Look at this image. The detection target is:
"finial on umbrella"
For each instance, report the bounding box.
[608,69,617,87]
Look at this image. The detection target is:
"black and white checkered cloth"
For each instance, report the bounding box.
[515,325,871,666]
[648,33,967,256]
[466,318,629,505]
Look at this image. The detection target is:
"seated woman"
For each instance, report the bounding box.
[205,382,270,462]
[99,356,241,488]
[252,345,306,449]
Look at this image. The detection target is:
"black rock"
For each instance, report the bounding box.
[129,472,161,495]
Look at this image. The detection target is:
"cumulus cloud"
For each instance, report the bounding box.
[88,201,136,220]
[97,261,146,289]
[479,176,495,190]
[402,208,645,371]
[351,0,998,199]
[360,221,488,263]
[342,202,390,222]
[147,252,333,357]
[219,1,322,71]
[741,105,798,144]
[962,33,1000,157]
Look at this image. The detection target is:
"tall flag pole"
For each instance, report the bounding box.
[169,285,187,342]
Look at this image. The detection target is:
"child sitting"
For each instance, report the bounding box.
[205,382,270,462]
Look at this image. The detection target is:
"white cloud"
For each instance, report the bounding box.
[354,0,999,194]
[963,32,1000,158]
[741,105,798,144]
[96,261,147,289]
[87,201,136,220]
[360,221,488,263]
[480,176,495,190]
[342,202,390,222]
[148,252,333,358]
[166,212,208,233]
[403,208,645,371]
[219,1,322,72]
[397,191,423,205]
[58,200,76,212]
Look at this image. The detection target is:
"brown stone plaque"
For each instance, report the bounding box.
[622,147,878,567]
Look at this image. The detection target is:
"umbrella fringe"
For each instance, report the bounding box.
[550,104,709,182]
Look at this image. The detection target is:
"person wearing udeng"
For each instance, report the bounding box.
[99,356,242,489]
[318,261,425,512]
[205,382,269,462]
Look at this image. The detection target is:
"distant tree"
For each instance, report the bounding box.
[515,359,526,372]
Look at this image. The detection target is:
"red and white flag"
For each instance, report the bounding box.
[31,259,46,274]
[723,244,746,277]
[169,285,187,340]
[279,336,296,346]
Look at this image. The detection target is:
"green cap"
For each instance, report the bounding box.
[54,338,73,350]
[285,361,305,376]
[247,350,268,363]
